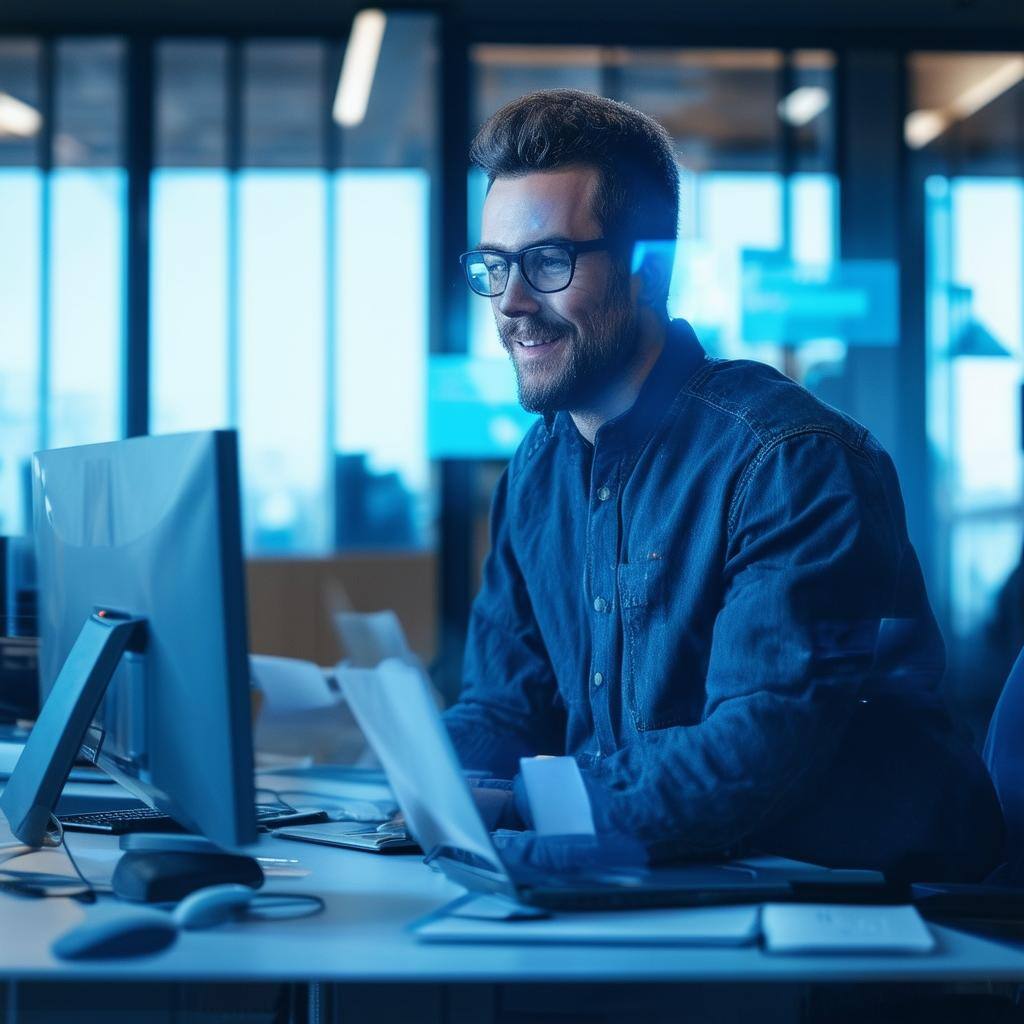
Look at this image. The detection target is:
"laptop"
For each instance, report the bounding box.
[338,660,796,911]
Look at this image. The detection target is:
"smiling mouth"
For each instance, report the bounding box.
[516,337,563,348]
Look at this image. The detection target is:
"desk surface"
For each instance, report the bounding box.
[1,774,1023,985]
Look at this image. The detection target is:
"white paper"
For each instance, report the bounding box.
[519,756,596,836]
[334,610,414,668]
[250,655,334,713]
[250,655,372,764]
[339,659,501,869]
[761,904,935,955]
[416,903,760,945]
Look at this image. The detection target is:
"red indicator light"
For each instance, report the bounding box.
[97,610,107,618]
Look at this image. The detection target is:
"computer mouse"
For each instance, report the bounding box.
[52,905,178,961]
[172,884,256,930]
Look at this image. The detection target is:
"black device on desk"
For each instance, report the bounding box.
[0,431,263,902]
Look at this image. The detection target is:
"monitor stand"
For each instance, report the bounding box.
[0,608,147,845]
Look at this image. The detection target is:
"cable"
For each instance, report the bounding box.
[0,817,97,901]
[48,815,103,899]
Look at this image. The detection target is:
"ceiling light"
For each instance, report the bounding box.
[904,109,947,150]
[905,55,1024,150]
[0,91,42,138]
[333,9,387,128]
[950,55,1024,120]
[777,86,830,127]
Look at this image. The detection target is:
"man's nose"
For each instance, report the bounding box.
[497,263,541,318]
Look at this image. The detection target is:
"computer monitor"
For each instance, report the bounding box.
[0,430,257,850]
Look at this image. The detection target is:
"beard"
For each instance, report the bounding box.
[497,272,640,416]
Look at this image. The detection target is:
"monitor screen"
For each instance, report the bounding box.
[32,430,257,849]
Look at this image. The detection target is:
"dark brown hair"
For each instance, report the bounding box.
[469,89,680,247]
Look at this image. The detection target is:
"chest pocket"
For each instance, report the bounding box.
[617,555,666,609]
[617,555,696,731]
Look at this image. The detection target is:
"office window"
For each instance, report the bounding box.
[0,37,124,536]
[912,51,1024,713]
[150,17,439,552]
[49,39,125,451]
[0,40,42,535]
[333,13,437,549]
[151,42,229,437]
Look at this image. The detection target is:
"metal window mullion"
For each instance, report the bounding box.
[124,35,154,439]
[323,38,342,552]
[437,12,474,703]
[226,38,242,430]
[37,36,54,453]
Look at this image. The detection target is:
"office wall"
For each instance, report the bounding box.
[246,553,437,668]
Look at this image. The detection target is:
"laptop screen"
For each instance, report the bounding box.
[339,659,511,883]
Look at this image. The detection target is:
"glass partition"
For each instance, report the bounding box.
[912,51,1024,722]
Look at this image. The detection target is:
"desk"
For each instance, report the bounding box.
[1,775,1023,1024]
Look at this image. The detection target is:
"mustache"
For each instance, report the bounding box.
[498,318,572,346]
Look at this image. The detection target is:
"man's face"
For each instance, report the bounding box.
[480,166,639,415]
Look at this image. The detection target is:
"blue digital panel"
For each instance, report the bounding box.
[741,251,899,346]
[429,356,538,459]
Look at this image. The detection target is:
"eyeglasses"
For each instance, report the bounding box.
[459,239,610,297]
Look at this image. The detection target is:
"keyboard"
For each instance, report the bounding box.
[58,803,329,835]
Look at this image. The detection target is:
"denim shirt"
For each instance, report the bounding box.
[444,319,998,871]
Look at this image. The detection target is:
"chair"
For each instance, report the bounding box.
[983,645,1024,879]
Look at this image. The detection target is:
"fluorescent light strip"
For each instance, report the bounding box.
[950,55,1024,120]
[0,91,42,138]
[333,9,387,128]
[905,55,1024,150]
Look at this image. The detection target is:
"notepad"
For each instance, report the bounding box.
[761,903,935,954]
[414,901,760,945]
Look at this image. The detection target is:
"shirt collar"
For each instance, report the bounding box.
[544,318,706,453]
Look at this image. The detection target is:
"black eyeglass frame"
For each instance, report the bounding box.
[459,238,611,297]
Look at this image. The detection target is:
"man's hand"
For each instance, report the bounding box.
[380,778,524,836]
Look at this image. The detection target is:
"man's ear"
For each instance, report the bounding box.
[629,242,674,308]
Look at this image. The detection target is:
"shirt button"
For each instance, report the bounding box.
[597,486,612,502]
[593,672,604,687]
[593,596,608,613]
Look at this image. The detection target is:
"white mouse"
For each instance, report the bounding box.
[172,884,256,930]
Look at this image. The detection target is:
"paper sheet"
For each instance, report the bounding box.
[339,659,500,868]
[761,904,935,954]
[249,655,371,763]
[333,610,415,668]
[519,756,596,836]
[250,655,334,713]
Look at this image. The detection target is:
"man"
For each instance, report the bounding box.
[443,89,1003,880]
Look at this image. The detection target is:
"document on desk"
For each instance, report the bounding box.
[414,899,760,945]
[761,904,936,955]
